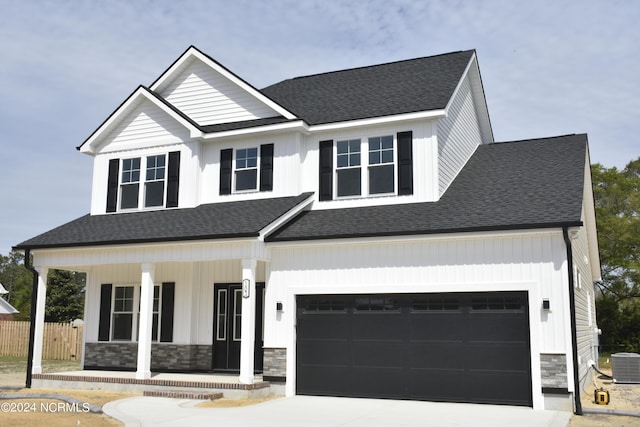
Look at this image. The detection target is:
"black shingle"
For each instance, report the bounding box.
[15,193,313,250]
[261,50,474,125]
[266,135,587,241]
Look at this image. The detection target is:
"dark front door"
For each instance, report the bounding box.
[296,291,532,406]
[213,283,264,372]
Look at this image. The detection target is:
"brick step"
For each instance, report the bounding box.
[143,390,223,400]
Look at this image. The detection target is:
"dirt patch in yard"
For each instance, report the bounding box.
[569,368,640,426]
[195,395,281,408]
[0,388,138,427]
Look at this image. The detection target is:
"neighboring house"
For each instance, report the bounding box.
[0,283,19,320]
[15,46,601,412]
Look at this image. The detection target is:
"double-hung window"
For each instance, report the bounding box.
[336,139,362,197]
[106,151,180,213]
[119,155,167,210]
[111,285,161,341]
[235,147,258,191]
[219,144,274,195]
[368,135,395,194]
[145,155,166,207]
[120,158,141,209]
[335,135,396,197]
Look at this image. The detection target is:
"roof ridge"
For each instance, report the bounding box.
[492,133,585,145]
[272,49,475,84]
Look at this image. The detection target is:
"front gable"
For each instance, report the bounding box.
[151,46,296,126]
[79,87,202,155]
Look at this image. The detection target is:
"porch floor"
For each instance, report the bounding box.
[32,370,274,399]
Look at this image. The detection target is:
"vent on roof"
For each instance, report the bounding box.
[612,353,640,383]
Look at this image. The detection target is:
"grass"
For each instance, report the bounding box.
[0,355,81,374]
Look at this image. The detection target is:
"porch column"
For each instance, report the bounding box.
[136,263,155,380]
[32,267,48,374]
[239,258,257,384]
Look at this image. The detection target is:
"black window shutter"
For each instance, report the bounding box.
[220,149,233,195]
[106,159,120,213]
[98,284,112,341]
[259,143,274,192]
[160,282,175,342]
[318,140,333,201]
[166,151,180,208]
[397,131,413,195]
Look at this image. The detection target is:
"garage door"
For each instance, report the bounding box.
[296,292,532,406]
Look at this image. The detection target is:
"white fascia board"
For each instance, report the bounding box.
[80,87,202,155]
[267,227,564,249]
[308,110,447,132]
[259,194,315,240]
[150,47,297,121]
[201,120,309,140]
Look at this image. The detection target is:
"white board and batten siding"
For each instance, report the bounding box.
[437,74,482,196]
[83,259,267,346]
[266,230,570,353]
[160,58,280,126]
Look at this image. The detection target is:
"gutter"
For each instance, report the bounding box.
[23,249,39,389]
[563,227,583,415]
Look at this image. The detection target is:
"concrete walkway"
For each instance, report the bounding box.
[103,395,572,427]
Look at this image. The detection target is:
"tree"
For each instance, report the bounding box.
[592,158,640,352]
[0,250,32,320]
[45,269,85,323]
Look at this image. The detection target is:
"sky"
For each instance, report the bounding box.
[1,0,638,256]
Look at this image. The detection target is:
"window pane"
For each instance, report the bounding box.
[120,183,139,209]
[235,169,257,191]
[145,181,164,207]
[369,164,394,194]
[337,168,361,197]
[152,313,159,342]
[369,136,394,165]
[337,139,361,168]
[112,313,132,340]
[122,158,141,183]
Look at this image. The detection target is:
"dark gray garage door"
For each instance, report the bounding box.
[296,292,532,406]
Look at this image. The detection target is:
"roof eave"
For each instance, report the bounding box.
[266,221,584,243]
[308,110,447,132]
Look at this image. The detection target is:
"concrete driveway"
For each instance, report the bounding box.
[103,395,572,427]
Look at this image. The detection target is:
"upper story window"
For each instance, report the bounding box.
[235,147,259,191]
[336,139,361,197]
[220,144,274,195]
[106,151,180,213]
[119,155,166,210]
[319,131,413,202]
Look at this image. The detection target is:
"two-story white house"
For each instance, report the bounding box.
[16,46,601,412]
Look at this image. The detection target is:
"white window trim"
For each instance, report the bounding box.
[111,284,161,342]
[334,134,397,199]
[118,154,168,211]
[232,147,260,193]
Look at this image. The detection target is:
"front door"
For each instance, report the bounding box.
[213,283,264,372]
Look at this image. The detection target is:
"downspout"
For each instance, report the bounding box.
[563,227,583,415]
[24,249,38,389]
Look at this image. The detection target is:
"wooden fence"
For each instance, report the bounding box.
[0,321,83,360]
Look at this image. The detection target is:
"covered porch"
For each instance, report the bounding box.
[27,238,274,388]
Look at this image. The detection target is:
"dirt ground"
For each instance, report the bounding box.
[568,369,640,427]
[3,367,639,426]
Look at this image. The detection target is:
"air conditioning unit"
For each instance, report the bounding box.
[612,352,640,384]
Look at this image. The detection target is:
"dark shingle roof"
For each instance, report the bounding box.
[16,193,313,250]
[267,135,587,242]
[261,50,475,125]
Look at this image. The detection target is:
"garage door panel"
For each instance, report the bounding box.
[409,342,466,369]
[297,340,350,365]
[296,292,532,406]
[466,371,532,405]
[353,341,405,367]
